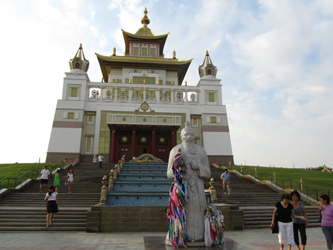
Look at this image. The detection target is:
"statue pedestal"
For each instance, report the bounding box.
[186,241,205,247]
[165,239,205,248]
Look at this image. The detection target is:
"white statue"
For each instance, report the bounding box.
[167,121,211,242]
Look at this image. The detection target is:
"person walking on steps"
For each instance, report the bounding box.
[53,170,62,192]
[44,185,58,228]
[221,168,231,195]
[39,166,50,193]
[66,169,74,193]
[98,153,104,168]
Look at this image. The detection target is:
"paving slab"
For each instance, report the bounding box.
[0,228,327,250]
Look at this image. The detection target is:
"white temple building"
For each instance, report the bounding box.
[46,9,234,164]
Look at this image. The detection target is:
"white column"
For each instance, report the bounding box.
[114,88,118,102]
[86,87,90,100]
[156,89,160,103]
[171,89,174,104]
[93,110,101,154]
[129,88,132,103]
[99,86,103,102]
[143,88,146,101]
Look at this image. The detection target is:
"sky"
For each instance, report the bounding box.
[0,0,332,168]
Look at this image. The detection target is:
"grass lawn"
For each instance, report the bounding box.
[0,163,60,189]
[225,165,333,199]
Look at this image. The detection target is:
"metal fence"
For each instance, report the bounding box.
[0,162,65,190]
[228,165,332,201]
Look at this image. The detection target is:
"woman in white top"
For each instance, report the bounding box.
[66,169,74,193]
[44,186,58,228]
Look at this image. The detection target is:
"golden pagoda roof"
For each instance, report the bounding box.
[121,8,169,55]
[96,53,193,85]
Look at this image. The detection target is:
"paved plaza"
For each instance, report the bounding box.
[0,227,327,250]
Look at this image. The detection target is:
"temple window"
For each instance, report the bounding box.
[133,76,155,84]
[68,113,75,119]
[142,47,148,56]
[85,136,93,154]
[112,78,122,83]
[210,117,217,123]
[150,48,156,56]
[125,78,129,83]
[87,115,94,124]
[133,47,139,55]
[70,87,78,97]
[209,93,214,102]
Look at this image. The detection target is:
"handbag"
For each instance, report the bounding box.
[271,214,279,234]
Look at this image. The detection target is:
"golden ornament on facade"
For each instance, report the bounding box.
[140,101,149,111]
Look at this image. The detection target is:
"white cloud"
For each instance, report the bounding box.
[91,10,96,21]
[99,35,108,49]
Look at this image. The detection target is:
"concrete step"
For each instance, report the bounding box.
[0,227,86,231]
[242,205,321,229]
[113,181,172,192]
[107,192,169,206]
[0,162,105,231]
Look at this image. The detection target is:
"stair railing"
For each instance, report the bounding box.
[229,165,333,201]
[0,161,63,190]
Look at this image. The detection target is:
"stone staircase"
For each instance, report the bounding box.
[207,166,321,229]
[0,163,110,231]
[107,162,172,206]
[243,206,321,229]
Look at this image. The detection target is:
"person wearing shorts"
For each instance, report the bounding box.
[66,169,74,193]
[39,166,50,193]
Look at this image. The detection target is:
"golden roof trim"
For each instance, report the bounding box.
[96,53,193,64]
[122,29,170,39]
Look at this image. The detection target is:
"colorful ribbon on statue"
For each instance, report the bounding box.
[167,154,188,247]
[204,206,225,247]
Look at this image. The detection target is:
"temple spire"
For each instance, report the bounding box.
[141,7,150,27]
[69,43,89,72]
[198,50,217,78]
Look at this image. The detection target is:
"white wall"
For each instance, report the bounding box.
[202,132,233,155]
[47,128,82,153]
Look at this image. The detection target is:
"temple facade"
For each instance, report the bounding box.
[46,9,234,164]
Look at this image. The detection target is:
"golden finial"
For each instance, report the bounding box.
[129,78,132,83]
[171,80,174,85]
[173,50,176,59]
[143,79,146,84]
[141,7,150,27]
[113,47,116,56]
[116,78,118,83]
[185,81,187,86]
[206,50,209,56]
